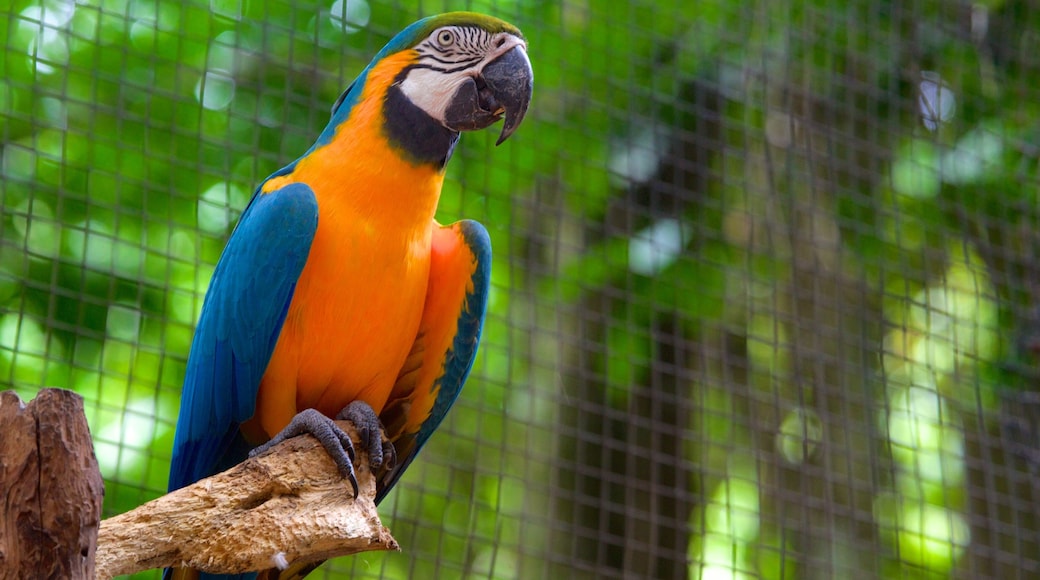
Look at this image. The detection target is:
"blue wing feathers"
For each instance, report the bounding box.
[169,183,318,493]
[419,220,491,446]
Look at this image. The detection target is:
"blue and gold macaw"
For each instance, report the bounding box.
[167,12,532,579]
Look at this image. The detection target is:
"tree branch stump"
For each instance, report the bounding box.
[0,389,397,578]
[0,388,105,578]
[95,419,398,578]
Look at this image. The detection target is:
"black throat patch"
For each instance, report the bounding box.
[383,78,460,169]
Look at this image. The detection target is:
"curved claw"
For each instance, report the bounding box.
[336,400,396,472]
[250,408,360,497]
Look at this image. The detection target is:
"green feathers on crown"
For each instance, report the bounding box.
[379,12,523,57]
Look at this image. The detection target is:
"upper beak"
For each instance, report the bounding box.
[443,43,534,145]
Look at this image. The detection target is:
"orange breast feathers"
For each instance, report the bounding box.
[384,223,481,436]
[246,49,448,441]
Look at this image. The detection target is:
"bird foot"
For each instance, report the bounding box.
[336,400,397,474]
[249,408,361,497]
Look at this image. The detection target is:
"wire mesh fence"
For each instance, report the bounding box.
[2,0,1039,578]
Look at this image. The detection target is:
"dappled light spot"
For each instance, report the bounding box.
[906,249,998,374]
[872,244,992,575]
[0,313,63,388]
[892,126,1005,201]
[63,220,110,272]
[168,256,213,325]
[691,463,761,580]
[209,30,247,73]
[106,303,143,343]
[94,395,170,479]
[776,407,823,464]
[2,142,36,181]
[36,97,67,130]
[628,218,689,276]
[0,314,51,358]
[195,72,236,111]
[874,495,969,569]
[919,72,956,131]
[940,125,1004,185]
[469,547,519,578]
[886,385,964,487]
[17,3,74,75]
[746,313,788,375]
[609,127,670,186]
[891,140,941,199]
[705,476,760,542]
[10,198,61,259]
[329,0,370,34]
[198,181,248,233]
[128,18,158,52]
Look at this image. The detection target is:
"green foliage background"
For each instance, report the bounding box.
[3,0,1040,578]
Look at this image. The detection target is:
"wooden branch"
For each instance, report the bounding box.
[0,389,395,577]
[0,389,104,578]
[96,420,399,578]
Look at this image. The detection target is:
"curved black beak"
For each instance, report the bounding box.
[443,44,534,145]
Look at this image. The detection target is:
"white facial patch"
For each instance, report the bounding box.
[399,66,468,123]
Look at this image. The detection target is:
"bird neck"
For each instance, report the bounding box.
[261,51,450,231]
[321,50,460,171]
[382,77,460,169]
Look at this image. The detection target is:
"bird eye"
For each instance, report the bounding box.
[436,29,456,47]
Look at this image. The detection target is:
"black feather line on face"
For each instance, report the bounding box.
[423,50,482,61]
[420,26,493,59]
[410,61,482,75]
[382,72,460,169]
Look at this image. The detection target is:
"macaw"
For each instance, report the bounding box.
[166,12,532,580]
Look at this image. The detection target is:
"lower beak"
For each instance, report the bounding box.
[443,44,534,145]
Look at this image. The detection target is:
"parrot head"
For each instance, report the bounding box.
[326,12,533,165]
